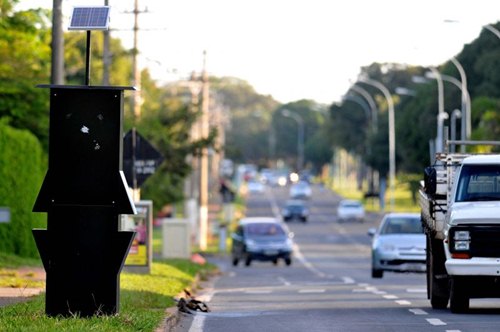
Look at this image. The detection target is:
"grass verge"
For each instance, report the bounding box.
[0,255,216,331]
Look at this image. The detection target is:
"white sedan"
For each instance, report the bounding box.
[337,199,365,222]
[368,213,426,278]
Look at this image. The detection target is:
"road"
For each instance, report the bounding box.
[173,184,500,332]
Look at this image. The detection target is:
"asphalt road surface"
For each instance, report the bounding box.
[173,184,500,332]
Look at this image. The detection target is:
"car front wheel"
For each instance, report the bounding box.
[371,267,383,278]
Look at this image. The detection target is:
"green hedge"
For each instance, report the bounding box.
[0,121,46,257]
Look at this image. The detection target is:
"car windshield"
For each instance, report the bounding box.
[380,216,422,235]
[455,165,500,202]
[341,202,361,208]
[245,223,286,237]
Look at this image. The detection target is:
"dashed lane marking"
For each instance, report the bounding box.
[409,308,428,315]
[245,290,272,294]
[426,318,447,326]
[298,289,326,294]
[383,295,399,300]
[395,300,412,306]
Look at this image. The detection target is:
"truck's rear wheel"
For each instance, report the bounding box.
[428,236,449,309]
[450,277,469,313]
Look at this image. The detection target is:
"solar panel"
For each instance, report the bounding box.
[68,6,110,31]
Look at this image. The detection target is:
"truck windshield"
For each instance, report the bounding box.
[455,165,500,202]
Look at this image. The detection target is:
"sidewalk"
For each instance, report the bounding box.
[0,266,45,307]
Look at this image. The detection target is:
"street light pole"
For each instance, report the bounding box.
[348,84,378,132]
[450,57,470,152]
[357,77,396,212]
[428,67,446,153]
[421,71,471,152]
[281,109,304,171]
[451,109,462,152]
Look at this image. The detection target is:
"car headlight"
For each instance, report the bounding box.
[245,239,258,250]
[452,230,471,251]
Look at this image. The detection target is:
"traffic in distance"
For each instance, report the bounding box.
[238,145,500,317]
[174,163,500,332]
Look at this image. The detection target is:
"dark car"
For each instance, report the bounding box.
[281,199,309,222]
[231,217,294,266]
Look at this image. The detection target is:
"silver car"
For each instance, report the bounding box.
[369,213,426,278]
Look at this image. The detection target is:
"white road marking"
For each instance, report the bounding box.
[395,300,412,306]
[342,276,355,284]
[278,276,291,286]
[373,291,387,295]
[406,288,426,293]
[383,295,398,300]
[409,308,428,315]
[299,289,326,293]
[245,290,272,294]
[353,288,372,293]
[427,318,447,326]
[293,244,327,278]
[188,315,205,332]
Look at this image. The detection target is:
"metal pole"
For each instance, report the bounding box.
[51,0,64,85]
[450,57,469,152]
[428,67,445,153]
[450,109,462,152]
[349,84,378,132]
[199,51,209,251]
[85,31,91,86]
[358,77,396,211]
[103,0,110,85]
[281,109,304,171]
[132,0,141,119]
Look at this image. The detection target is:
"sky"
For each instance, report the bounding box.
[18,0,500,105]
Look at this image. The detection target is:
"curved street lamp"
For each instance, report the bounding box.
[349,84,379,132]
[357,76,396,212]
[450,57,470,152]
[281,109,304,171]
[427,67,446,153]
[425,70,472,151]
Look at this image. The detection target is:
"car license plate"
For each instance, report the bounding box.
[264,250,278,256]
[407,264,424,271]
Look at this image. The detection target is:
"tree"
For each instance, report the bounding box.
[0,4,52,149]
[212,77,279,167]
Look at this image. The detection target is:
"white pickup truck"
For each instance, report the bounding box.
[420,144,500,313]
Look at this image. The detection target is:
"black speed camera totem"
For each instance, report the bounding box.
[32,86,136,317]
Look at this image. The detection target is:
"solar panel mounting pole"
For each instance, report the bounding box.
[85,30,91,85]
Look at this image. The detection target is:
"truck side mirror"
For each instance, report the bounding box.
[424,166,437,195]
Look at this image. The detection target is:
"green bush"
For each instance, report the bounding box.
[0,121,46,257]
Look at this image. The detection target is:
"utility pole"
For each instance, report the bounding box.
[102,0,111,85]
[51,0,64,84]
[129,0,146,120]
[198,51,210,251]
